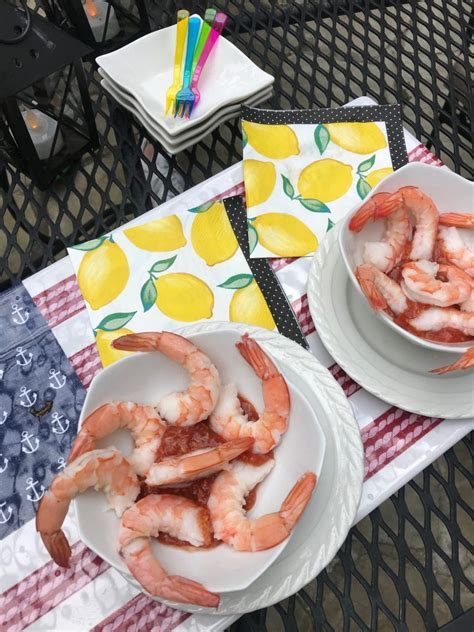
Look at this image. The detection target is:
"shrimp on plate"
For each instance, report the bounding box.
[349,193,410,273]
[208,457,316,552]
[68,402,166,476]
[408,308,474,374]
[210,334,290,454]
[118,495,219,607]
[401,261,472,307]
[36,448,139,568]
[437,226,474,277]
[355,264,408,314]
[112,332,221,426]
[145,437,254,486]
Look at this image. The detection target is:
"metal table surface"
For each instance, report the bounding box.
[1,1,473,630]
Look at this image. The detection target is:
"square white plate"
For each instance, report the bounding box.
[97,16,274,137]
[100,71,272,147]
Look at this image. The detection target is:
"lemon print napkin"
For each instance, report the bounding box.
[242,104,407,258]
[68,197,306,367]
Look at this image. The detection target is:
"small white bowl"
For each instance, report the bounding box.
[339,162,474,354]
[75,325,326,598]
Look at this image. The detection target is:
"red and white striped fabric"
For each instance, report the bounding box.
[7,135,470,632]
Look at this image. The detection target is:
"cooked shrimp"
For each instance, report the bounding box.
[431,347,474,374]
[356,264,408,314]
[438,213,474,229]
[349,193,410,273]
[146,437,254,486]
[375,186,439,261]
[401,261,471,307]
[36,448,139,568]
[68,402,166,476]
[112,332,221,426]
[409,307,474,337]
[208,458,316,552]
[460,275,474,312]
[209,334,290,454]
[118,495,219,607]
[437,227,474,276]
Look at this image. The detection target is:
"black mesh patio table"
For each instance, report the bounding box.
[0,1,472,630]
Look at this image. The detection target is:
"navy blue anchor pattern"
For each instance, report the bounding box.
[0,285,86,540]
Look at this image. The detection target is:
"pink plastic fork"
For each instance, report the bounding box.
[188,12,228,116]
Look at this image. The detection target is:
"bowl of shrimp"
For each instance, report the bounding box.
[338,162,474,373]
[36,326,325,611]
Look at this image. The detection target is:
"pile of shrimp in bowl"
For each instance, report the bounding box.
[339,163,474,375]
[36,331,320,608]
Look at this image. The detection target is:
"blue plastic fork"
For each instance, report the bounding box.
[175,17,201,119]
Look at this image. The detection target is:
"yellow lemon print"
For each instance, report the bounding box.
[229,280,275,330]
[365,167,394,189]
[124,215,186,252]
[243,159,276,208]
[155,273,214,321]
[191,202,238,266]
[242,121,299,159]
[78,239,129,310]
[298,159,353,203]
[252,213,318,257]
[96,328,134,367]
[325,122,387,154]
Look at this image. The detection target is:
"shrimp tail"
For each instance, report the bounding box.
[164,576,220,608]
[39,531,71,568]
[112,332,161,352]
[438,213,474,229]
[176,438,254,477]
[356,266,388,310]
[374,197,400,218]
[430,348,474,375]
[280,472,317,528]
[146,438,254,486]
[67,432,96,464]
[236,334,279,380]
[348,192,390,232]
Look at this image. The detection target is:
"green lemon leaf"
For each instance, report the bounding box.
[149,255,177,275]
[357,155,376,174]
[188,202,214,214]
[242,127,248,148]
[326,218,335,232]
[218,274,254,290]
[299,198,331,213]
[72,236,107,251]
[357,177,372,200]
[314,124,330,155]
[281,174,295,199]
[248,223,259,255]
[140,277,157,312]
[94,311,136,332]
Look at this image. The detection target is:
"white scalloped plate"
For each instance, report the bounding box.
[308,227,474,419]
[75,323,363,615]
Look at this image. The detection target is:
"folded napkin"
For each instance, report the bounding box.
[67,197,306,368]
[241,104,407,258]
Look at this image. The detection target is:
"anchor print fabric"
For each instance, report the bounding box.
[0,285,86,540]
[241,104,407,258]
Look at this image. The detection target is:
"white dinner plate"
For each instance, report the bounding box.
[96,16,274,137]
[75,322,363,615]
[100,75,272,153]
[308,227,474,419]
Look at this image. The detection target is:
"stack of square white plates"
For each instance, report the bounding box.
[96,17,274,154]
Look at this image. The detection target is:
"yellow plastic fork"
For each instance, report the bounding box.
[165,10,189,117]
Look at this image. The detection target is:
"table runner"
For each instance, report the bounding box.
[2,106,473,632]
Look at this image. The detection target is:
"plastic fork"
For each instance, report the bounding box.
[174,17,201,119]
[186,12,228,117]
[165,9,189,117]
[191,8,217,75]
